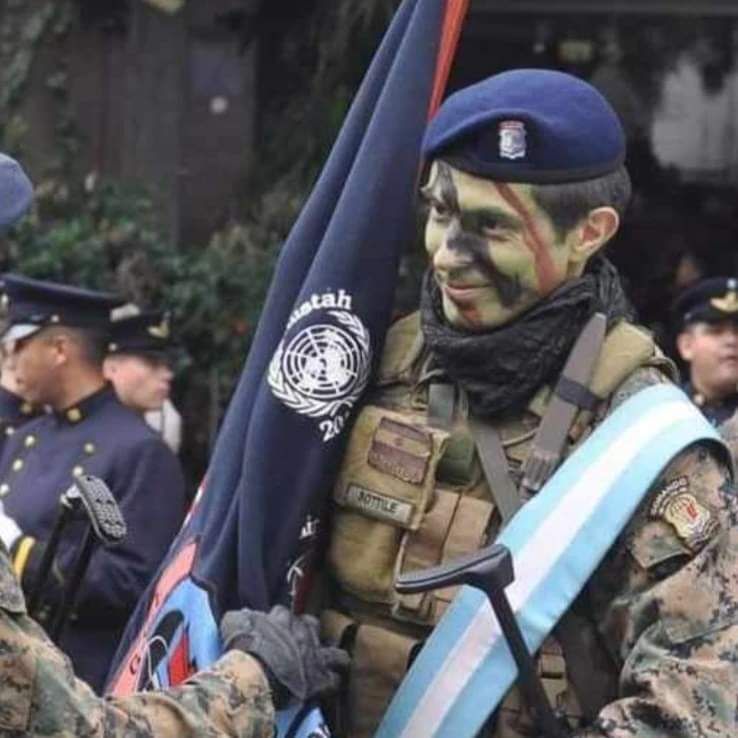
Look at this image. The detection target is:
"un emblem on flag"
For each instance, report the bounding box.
[269,295,371,442]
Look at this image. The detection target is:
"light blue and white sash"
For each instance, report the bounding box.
[375,383,726,738]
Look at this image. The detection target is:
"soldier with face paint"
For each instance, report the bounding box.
[319,69,738,738]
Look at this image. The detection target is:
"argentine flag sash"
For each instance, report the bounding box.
[376,383,727,738]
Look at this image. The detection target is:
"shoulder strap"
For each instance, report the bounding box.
[468,417,521,523]
[521,313,606,494]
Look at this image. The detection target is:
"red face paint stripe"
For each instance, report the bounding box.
[493,183,558,292]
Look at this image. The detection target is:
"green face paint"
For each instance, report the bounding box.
[422,162,574,331]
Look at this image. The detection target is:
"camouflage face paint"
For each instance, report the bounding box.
[429,164,524,311]
[423,162,571,330]
[445,230,523,309]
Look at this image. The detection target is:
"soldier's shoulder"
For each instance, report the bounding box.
[622,437,734,580]
[376,311,423,384]
[608,364,673,412]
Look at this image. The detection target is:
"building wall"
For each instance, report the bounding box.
[6,1,259,246]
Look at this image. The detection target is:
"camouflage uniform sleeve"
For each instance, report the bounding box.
[0,603,274,738]
[576,369,738,737]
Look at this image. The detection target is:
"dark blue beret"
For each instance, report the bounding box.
[108,310,175,359]
[0,153,33,230]
[422,69,626,184]
[674,277,738,328]
[1,273,123,343]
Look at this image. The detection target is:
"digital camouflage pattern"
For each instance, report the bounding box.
[0,542,274,738]
[324,318,738,738]
[715,407,738,469]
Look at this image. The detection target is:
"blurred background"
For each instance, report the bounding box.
[2,0,738,480]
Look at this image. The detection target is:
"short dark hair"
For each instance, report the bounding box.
[530,165,632,238]
[42,325,107,367]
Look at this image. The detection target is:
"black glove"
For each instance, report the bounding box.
[220,605,350,705]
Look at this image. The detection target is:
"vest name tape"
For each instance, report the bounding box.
[376,384,725,738]
[342,483,415,526]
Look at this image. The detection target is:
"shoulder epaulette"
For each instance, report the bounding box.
[375,312,424,385]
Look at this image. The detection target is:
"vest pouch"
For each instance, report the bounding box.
[394,490,494,624]
[329,406,450,603]
[495,638,584,738]
[351,623,419,738]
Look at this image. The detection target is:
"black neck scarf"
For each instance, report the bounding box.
[420,256,635,419]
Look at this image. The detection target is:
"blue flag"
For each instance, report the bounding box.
[107,0,469,725]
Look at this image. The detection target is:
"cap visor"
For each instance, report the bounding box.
[2,324,41,343]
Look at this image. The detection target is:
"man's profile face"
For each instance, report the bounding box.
[677,320,738,401]
[104,354,173,414]
[422,161,577,331]
[6,330,58,406]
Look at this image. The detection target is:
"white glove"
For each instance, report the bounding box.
[0,501,22,551]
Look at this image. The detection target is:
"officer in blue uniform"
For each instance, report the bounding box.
[674,276,738,426]
[104,308,177,416]
[0,274,187,692]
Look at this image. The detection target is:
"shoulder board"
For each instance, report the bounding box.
[590,321,677,399]
[375,312,424,385]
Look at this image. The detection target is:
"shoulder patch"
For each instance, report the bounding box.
[368,417,432,484]
[650,476,719,552]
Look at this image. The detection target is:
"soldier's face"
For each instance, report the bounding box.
[677,320,738,400]
[103,354,173,413]
[6,330,58,405]
[423,162,579,331]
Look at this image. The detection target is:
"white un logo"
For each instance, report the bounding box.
[269,306,371,441]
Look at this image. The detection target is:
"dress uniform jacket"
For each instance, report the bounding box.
[0,386,37,458]
[0,540,273,737]
[683,381,738,428]
[0,385,186,691]
[322,313,738,738]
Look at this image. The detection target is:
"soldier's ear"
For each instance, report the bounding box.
[567,206,619,270]
[676,329,695,362]
[102,356,118,380]
[50,332,74,366]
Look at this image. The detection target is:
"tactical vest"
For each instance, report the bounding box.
[321,312,677,738]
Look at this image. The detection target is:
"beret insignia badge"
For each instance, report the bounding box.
[710,278,738,313]
[650,476,718,552]
[499,120,526,160]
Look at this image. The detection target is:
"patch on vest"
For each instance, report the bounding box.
[341,483,414,525]
[368,417,432,484]
[650,476,718,552]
